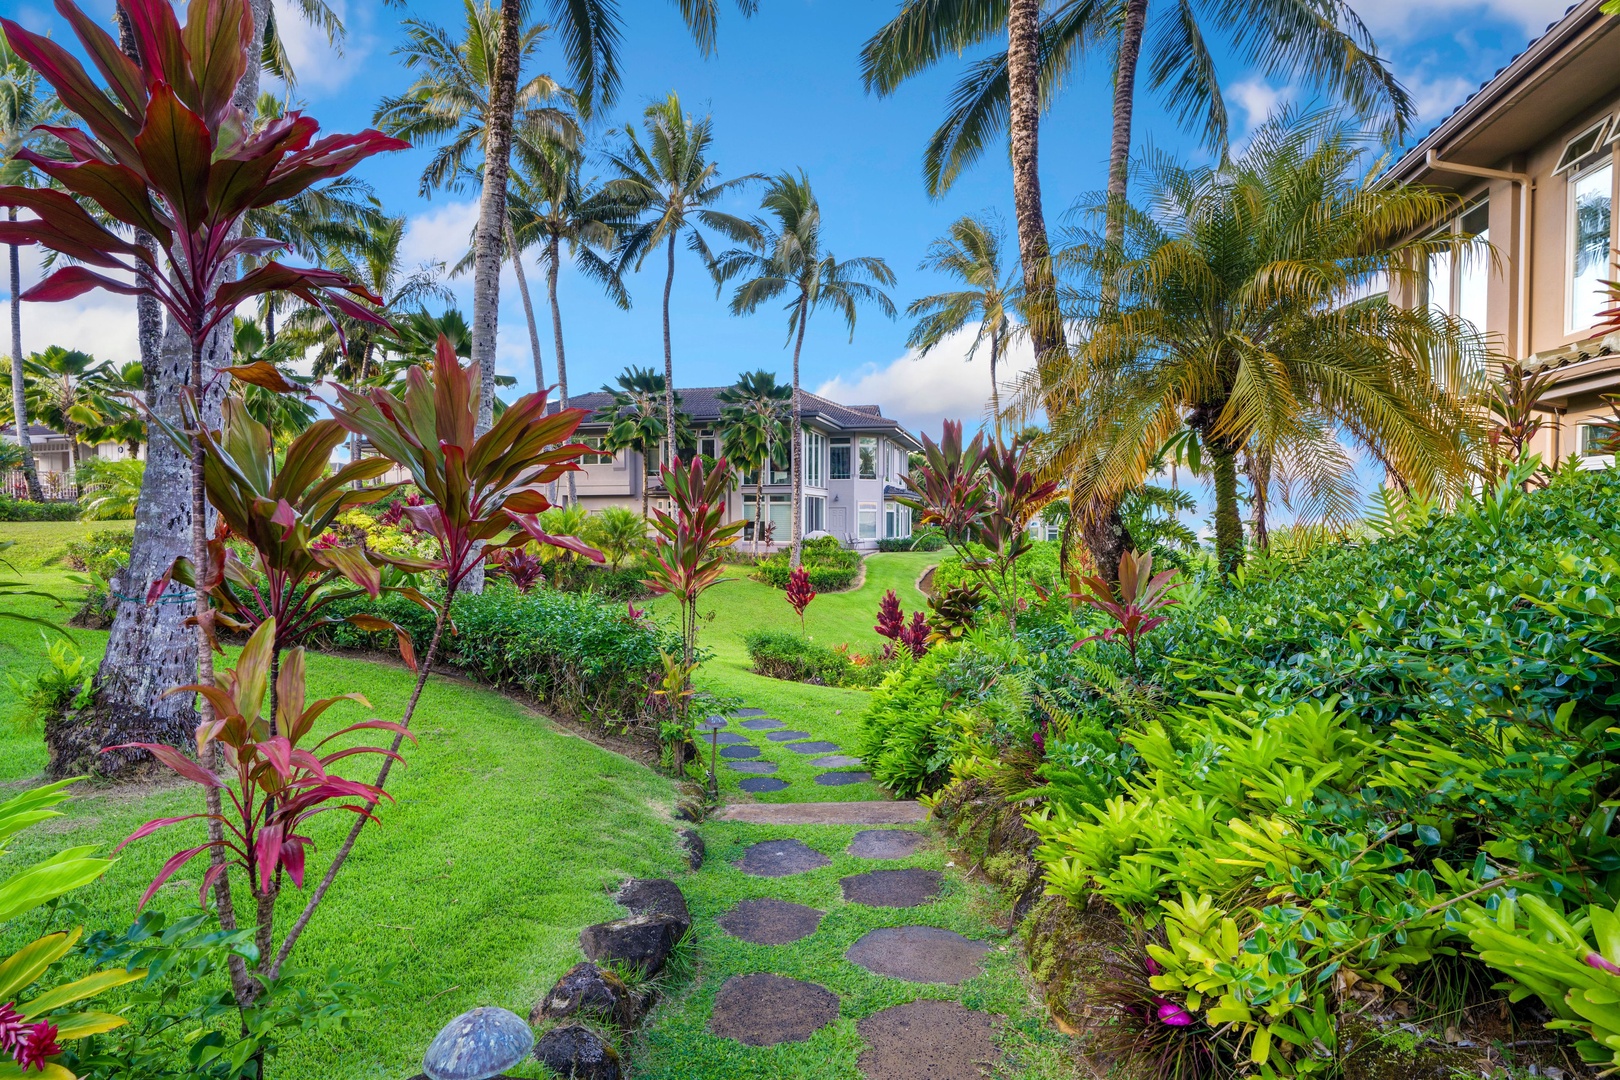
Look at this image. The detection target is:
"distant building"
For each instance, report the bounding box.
[1384,0,1620,464]
[2,424,142,500]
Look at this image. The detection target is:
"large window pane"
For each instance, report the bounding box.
[830,438,851,480]
[857,502,877,539]
[1571,162,1613,331]
[858,437,877,479]
[805,431,824,487]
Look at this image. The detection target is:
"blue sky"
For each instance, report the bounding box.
[14,0,1558,441]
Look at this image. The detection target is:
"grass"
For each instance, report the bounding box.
[0,521,684,1080]
[0,518,132,570]
[646,552,938,805]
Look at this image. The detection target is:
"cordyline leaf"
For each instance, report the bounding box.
[254,822,283,892]
[22,265,143,303]
[180,0,252,128]
[312,544,381,598]
[136,845,212,910]
[102,742,222,789]
[0,15,141,165]
[135,81,213,235]
[15,147,173,247]
[225,360,304,393]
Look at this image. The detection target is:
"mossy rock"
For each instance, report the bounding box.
[1336,1017,1482,1080]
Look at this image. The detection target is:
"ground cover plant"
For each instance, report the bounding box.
[755,536,863,592]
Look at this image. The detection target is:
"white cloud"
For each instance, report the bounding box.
[401,200,479,273]
[814,327,1036,439]
[1227,78,1291,131]
[1351,0,1550,37]
[266,0,372,96]
[1404,71,1480,128]
[12,249,141,363]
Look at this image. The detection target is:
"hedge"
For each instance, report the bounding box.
[0,497,80,522]
[743,629,853,684]
[754,537,862,591]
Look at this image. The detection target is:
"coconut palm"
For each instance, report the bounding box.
[22,346,121,487]
[1,34,63,501]
[230,319,318,447]
[718,370,793,555]
[598,365,690,520]
[507,141,632,504]
[80,360,146,458]
[715,172,896,567]
[1027,113,1486,578]
[607,93,760,461]
[907,214,1021,429]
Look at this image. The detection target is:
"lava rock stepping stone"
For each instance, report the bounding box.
[717,898,824,944]
[765,729,812,742]
[787,741,840,754]
[812,754,862,768]
[710,732,751,745]
[840,868,943,908]
[740,776,790,793]
[856,999,996,1080]
[721,745,761,760]
[708,973,840,1046]
[735,838,831,877]
[677,828,704,870]
[846,926,991,984]
[615,878,691,935]
[579,913,686,975]
[728,760,778,774]
[531,962,644,1028]
[420,1006,534,1080]
[815,771,872,786]
[739,717,782,730]
[533,1023,622,1080]
[732,707,767,716]
[848,829,927,860]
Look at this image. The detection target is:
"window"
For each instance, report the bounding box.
[804,431,824,487]
[1582,422,1620,457]
[1557,120,1610,174]
[858,437,878,479]
[1570,161,1614,332]
[884,503,897,538]
[699,430,717,460]
[1425,198,1490,332]
[857,501,878,539]
[804,494,825,533]
[830,437,851,480]
[743,493,791,540]
[577,435,615,465]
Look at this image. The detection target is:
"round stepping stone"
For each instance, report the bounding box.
[708,973,839,1047]
[738,717,782,730]
[735,838,830,877]
[720,745,760,760]
[732,708,767,717]
[856,999,996,1080]
[849,830,926,860]
[787,741,840,754]
[812,754,862,768]
[717,899,824,945]
[709,732,750,745]
[728,760,778,774]
[846,926,990,984]
[739,777,790,793]
[765,729,812,742]
[815,771,872,786]
[840,869,942,908]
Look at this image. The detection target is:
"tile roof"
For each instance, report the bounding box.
[556,386,922,448]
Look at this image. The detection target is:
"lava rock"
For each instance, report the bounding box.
[420,1006,535,1080]
[533,1024,622,1080]
[677,828,704,870]
[579,913,686,976]
[531,962,642,1028]
[674,797,706,822]
[615,879,691,936]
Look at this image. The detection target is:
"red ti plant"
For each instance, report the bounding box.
[900,420,991,548]
[976,435,1060,631]
[1070,549,1180,666]
[785,565,817,633]
[899,610,931,659]
[489,548,546,593]
[875,588,904,658]
[643,456,746,665]
[109,617,406,980]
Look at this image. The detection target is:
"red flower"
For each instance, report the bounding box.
[13,1022,60,1071]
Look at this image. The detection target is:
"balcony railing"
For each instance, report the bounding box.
[3,470,78,501]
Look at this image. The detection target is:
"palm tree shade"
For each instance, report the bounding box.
[715,171,896,567]
[1024,113,1487,578]
[718,370,794,555]
[607,92,760,464]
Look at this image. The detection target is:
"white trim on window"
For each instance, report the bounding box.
[1568,158,1615,333]
[1557,119,1611,174]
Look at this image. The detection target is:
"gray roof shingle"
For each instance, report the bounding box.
[555,386,921,448]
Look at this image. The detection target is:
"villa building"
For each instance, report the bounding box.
[2,423,142,500]
[560,387,922,550]
[1384,0,1620,464]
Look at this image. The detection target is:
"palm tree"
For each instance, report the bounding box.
[80,360,146,458]
[1,34,62,501]
[598,365,688,520]
[715,172,896,568]
[607,92,760,462]
[907,214,1021,429]
[508,140,631,504]
[1029,113,1485,577]
[22,346,119,487]
[718,369,793,556]
[231,319,318,447]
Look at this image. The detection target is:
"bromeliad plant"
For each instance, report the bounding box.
[643,456,746,666]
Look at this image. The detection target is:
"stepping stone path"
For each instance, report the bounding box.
[739,777,790,793]
[717,898,823,945]
[765,729,812,741]
[708,973,840,1047]
[811,754,862,768]
[732,708,768,717]
[728,760,778,774]
[735,838,831,877]
[711,732,751,745]
[720,745,760,760]
[841,868,943,908]
[787,740,840,754]
[815,771,873,786]
[846,926,990,984]
[857,999,996,1080]
[848,829,926,860]
[739,717,782,730]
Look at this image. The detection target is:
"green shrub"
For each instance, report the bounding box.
[0,497,80,521]
[932,539,1060,610]
[878,527,944,552]
[62,529,133,580]
[563,564,652,601]
[754,541,862,591]
[315,583,679,727]
[857,645,957,797]
[743,629,853,684]
[6,635,93,732]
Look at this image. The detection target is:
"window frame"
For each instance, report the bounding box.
[804,494,826,533]
[857,501,878,540]
[1567,157,1615,334]
[804,430,825,487]
[1557,119,1611,174]
[830,436,851,481]
[857,436,878,480]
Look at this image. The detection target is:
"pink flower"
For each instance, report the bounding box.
[1143,956,1162,976]
[1153,997,1194,1026]
[0,1007,61,1073]
[1587,952,1620,975]
[0,1004,24,1050]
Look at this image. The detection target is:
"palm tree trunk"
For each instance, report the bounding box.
[988,331,1001,435]
[1209,439,1243,576]
[1105,0,1148,252]
[755,464,766,557]
[661,232,677,468]
[264,302,275,346]
[1005,0,1060,364]
[545,236,576,505]
[8,224,43,502]
[508,221,546,392]
[789,296,808,569]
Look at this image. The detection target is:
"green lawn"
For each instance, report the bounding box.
[646,553,939,804]
[1,522,685,1080]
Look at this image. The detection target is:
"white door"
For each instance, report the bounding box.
[829,506,847,541]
